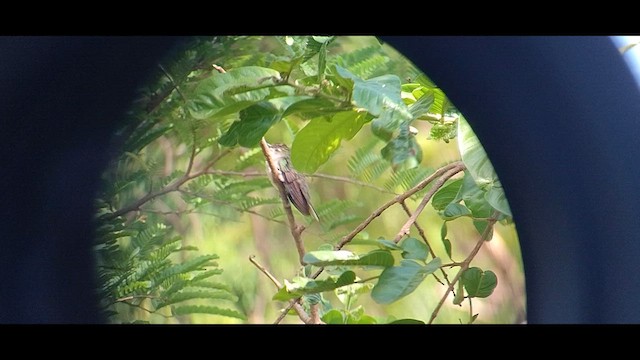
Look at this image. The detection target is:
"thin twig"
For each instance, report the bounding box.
[307,173,396,195]
[249,255,283,288]
[427,212,498,324]
[393,165,465,242]
[104,149,232,220]
[400,201,453,288]
[260,138,307,265]
[336,161,465,250]
[249,255,312,324]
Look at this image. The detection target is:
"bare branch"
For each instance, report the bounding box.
[335,161,465,250]
[103,148,232,220]
[393,164,465,242]
[306,173,396,195]
[249,255,312,324]
[260,138,307,265]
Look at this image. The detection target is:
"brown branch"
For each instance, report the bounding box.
[103,148,232,221]
[249,255,312,324]
[400,201,453,288]
[260,138,306,265]
[393,164,465,242]
[335,161,464,250]
[427,212,499,324]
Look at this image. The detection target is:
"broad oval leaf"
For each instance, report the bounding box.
[461,267,498,298]
[291,111,367,173]
[432,178,463,211]
[272,271,357,301]
[400,237,429,262]
[441,203,472,220]
[371,258,441,304]
[321,309,345,324]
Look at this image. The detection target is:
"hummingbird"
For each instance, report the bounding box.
[264,142,320,221]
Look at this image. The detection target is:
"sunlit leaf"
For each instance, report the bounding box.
[303,249,394,268]
[291,111,367,173]
[322,309,345,324]
[272,271,357,301]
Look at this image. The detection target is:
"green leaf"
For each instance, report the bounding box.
[377,238,403,251]
[333,65,412,141]
[282,98,340,119]
[441,203,472,220]
[172,305,246,320]
[388,318,426,325]
[443,238,452,260]
[322,309,345,324]
[432,178,464,211]
[400,237,429,262]
[458,115,511,216]
[458,171,494,219]
[408,91,434,119]
[189,66,281,119]
[303,249,394,268]
[371,258,441,304]
[461,267,498,298]
[272,271,357,301]
[218,101,280,147]
[291,111,367,173]
[485,186,512,217]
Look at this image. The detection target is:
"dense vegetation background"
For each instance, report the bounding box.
[93,36,525,324]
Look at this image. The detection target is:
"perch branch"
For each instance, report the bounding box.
[260,138,307,265]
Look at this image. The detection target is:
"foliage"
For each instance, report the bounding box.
[94,35,523,324]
